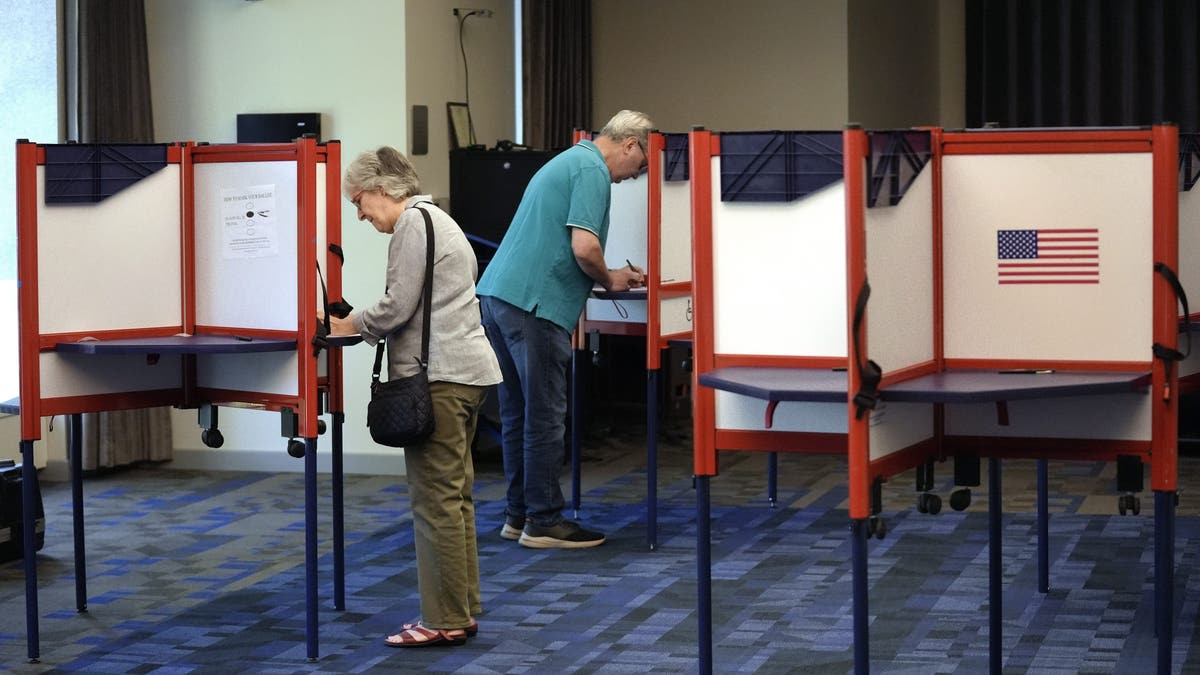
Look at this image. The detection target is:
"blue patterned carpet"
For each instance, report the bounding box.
[3,421,1200,673]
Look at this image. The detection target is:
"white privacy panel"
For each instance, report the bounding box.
[1177,328,1200,378]
[605,175,648,268]
[713,159,848,357]
[37,166,183,334]
[942,153,1153,362]
[715,391,846,434]
[867,401,934,462]
[944,391,1151,440]
[39,352,183,398]
[197,352,298,396]
[194,161,299,331]
[1180,185,1200,321]
[660,179,693,283]
[316,163,329,313]
[660,295,693,337]
[586,296,647,323]
[865,164,935,372]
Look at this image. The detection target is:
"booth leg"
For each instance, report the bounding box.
[570,349,585,518]
[988,458,1002,675]
[767,452,778,508]
[69,414,87,612]
[332,413,345,611]
[304,437,319,661]
[696,476,712,675]
[21,439,40,662]
[1037,458,1048,594]
[646,368,659,551]
[1155,490,1175,675]
[851,518,869,675]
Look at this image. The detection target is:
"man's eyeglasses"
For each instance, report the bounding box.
[351,189,365,209]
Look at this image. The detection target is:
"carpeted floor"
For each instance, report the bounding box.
[2,409,1200,673]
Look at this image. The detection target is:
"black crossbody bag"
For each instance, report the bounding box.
[366,205,436,447]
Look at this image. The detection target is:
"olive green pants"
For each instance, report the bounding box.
[403,381,488,630]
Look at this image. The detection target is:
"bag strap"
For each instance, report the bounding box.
[372,203,436,384]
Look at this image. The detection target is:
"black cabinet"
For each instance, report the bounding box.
[449,148,559,270]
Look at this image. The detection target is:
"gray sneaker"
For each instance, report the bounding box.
[500,514,525,541]
[518,520,606,549]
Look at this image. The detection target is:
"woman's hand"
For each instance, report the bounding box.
[328,314,358,336]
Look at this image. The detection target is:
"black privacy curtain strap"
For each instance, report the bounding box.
[852,280,882,420]
[1153,262,1191,364]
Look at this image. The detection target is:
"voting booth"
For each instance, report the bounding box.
[564,131,696,549]
[13,138,348,662]
[689,126,1183,674]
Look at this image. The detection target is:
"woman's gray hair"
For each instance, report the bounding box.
[599,109,654,148]
[342,146,422,201]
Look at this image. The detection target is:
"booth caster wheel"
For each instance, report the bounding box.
[287,439,306,458]
[1118,493,1141,516]
[866,515,887,540]
[317,419,327,435]
[916,492,942,515]
[949,488,972,511]
[201,429,224,449]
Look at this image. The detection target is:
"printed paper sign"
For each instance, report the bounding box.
[221,184,279,259]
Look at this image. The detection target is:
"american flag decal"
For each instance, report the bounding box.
[996,228,1099,284]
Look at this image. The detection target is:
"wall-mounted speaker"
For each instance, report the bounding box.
[412,105,429,155]
[236,113,321,143]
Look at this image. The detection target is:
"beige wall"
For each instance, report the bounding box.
[593,1,851,131]
[593,0,964,132]
[405,0,516,207]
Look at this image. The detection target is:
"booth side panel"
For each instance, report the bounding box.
[37,166,184,335]
[607,176,649,269]
[1179,185,1200,324]
[712,164,848,358]
[192,161,299,333]
[942,152,1154,366]
[944,392,1152,455]
[323,143,344,412]
[660,296,692,337]
[660,180,693,286]
[40,353,184,401]
[585,297,647,323]
[865,165,936,375]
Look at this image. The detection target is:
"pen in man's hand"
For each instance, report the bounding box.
[627,259,635,269]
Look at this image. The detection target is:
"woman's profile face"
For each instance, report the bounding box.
[351,188,399,234]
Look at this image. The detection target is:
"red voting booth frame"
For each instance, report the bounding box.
[13,138,347,663]
[687,125,1183,675]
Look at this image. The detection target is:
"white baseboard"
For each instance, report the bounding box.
[164,447,407,475]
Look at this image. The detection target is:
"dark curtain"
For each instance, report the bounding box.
[966,0,1200,130]
[523,0,592,150]
[67,0,172,469]
[74,0,154,143]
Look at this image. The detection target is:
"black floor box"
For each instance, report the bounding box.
[0,459,45,563]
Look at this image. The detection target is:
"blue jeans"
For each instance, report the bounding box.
[479,295,571,527]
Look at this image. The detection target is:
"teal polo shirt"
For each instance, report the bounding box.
[476,140,611,331]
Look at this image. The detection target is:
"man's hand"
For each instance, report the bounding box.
[609,264,645,291]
